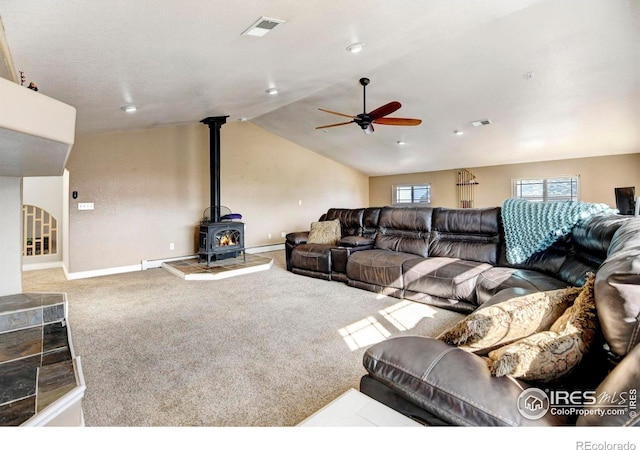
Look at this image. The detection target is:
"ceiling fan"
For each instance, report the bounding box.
[316,77,422,134]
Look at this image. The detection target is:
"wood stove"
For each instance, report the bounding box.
[198,220,245,265]
[198,116,246,266]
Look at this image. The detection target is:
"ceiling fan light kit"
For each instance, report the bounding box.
[316,77,422,134]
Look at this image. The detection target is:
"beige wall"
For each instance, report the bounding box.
[0,177,22,296]
[64,121,639,275]
[370,153,640,209]
[66,122,368,273]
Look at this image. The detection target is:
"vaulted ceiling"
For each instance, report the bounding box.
[1,0,638,176]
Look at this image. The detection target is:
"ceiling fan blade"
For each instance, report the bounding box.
[318,108,356,119]
[316,120,354,130]
[368,101,402,120]
[373,117,422,126]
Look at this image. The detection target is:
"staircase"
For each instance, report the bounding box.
[0,292,85,426]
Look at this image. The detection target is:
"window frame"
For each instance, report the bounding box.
[512,175,580,202]
[392,183,432,206]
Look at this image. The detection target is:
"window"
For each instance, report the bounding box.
[392,184,431,205]
[513,176,579,202]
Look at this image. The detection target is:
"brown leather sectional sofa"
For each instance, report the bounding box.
[285,205,640,426]
[286,206,613,312]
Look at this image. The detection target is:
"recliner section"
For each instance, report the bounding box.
[287,207,376,280]
[287,205,576,313]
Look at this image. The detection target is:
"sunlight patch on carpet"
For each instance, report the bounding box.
[338,316,391,351]
[379,300,438,331]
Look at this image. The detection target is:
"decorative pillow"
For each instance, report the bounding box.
[550,273,597,336]
[487,273,597,382]
[437,286,581,354]
[307,219,341,245]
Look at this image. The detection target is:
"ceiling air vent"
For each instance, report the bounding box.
[470,119,492,127]
[241,17,286,37]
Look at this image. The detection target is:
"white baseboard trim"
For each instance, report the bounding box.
[65,264,143,280]
[23,261,63,271]
[64,244,285,280]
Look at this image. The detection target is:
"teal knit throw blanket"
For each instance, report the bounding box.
[502,198,616,264]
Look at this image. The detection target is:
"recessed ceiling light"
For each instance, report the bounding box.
[454,130,464,135]
[121,105,138,113]
[265,87,279,95]
[346,43,365,53]
[241,17,286,37]
[238,117,248,122]
[396,140,406,145]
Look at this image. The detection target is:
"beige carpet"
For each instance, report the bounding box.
[22,250,465,427]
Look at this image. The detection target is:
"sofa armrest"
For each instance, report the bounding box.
[339,236,375,247]
[363,336,571,426]
[286,231,309,246]
[331,244,375,275]
[576,341,640,426]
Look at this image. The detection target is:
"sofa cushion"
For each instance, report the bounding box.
[557,214,629,286]
[308,219,341,245]
[362,207,381,238]
[290,243,334,274]
[362,336,570,426]
[375,231,429,257]
[403,257,492,303]
[498,238,570,279]
[378,206,432,231]
[325,208,364,237]
[374,206,432,257]
[346,249,421,289]
[487,274,598,382]
[475,266,569,306]
[430,207,502,265]
[437,285,580,354]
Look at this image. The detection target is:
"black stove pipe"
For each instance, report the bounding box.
[201,116,229,222]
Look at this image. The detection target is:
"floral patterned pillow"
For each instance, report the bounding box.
[437,286,580,354]
[487,273,597,382]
